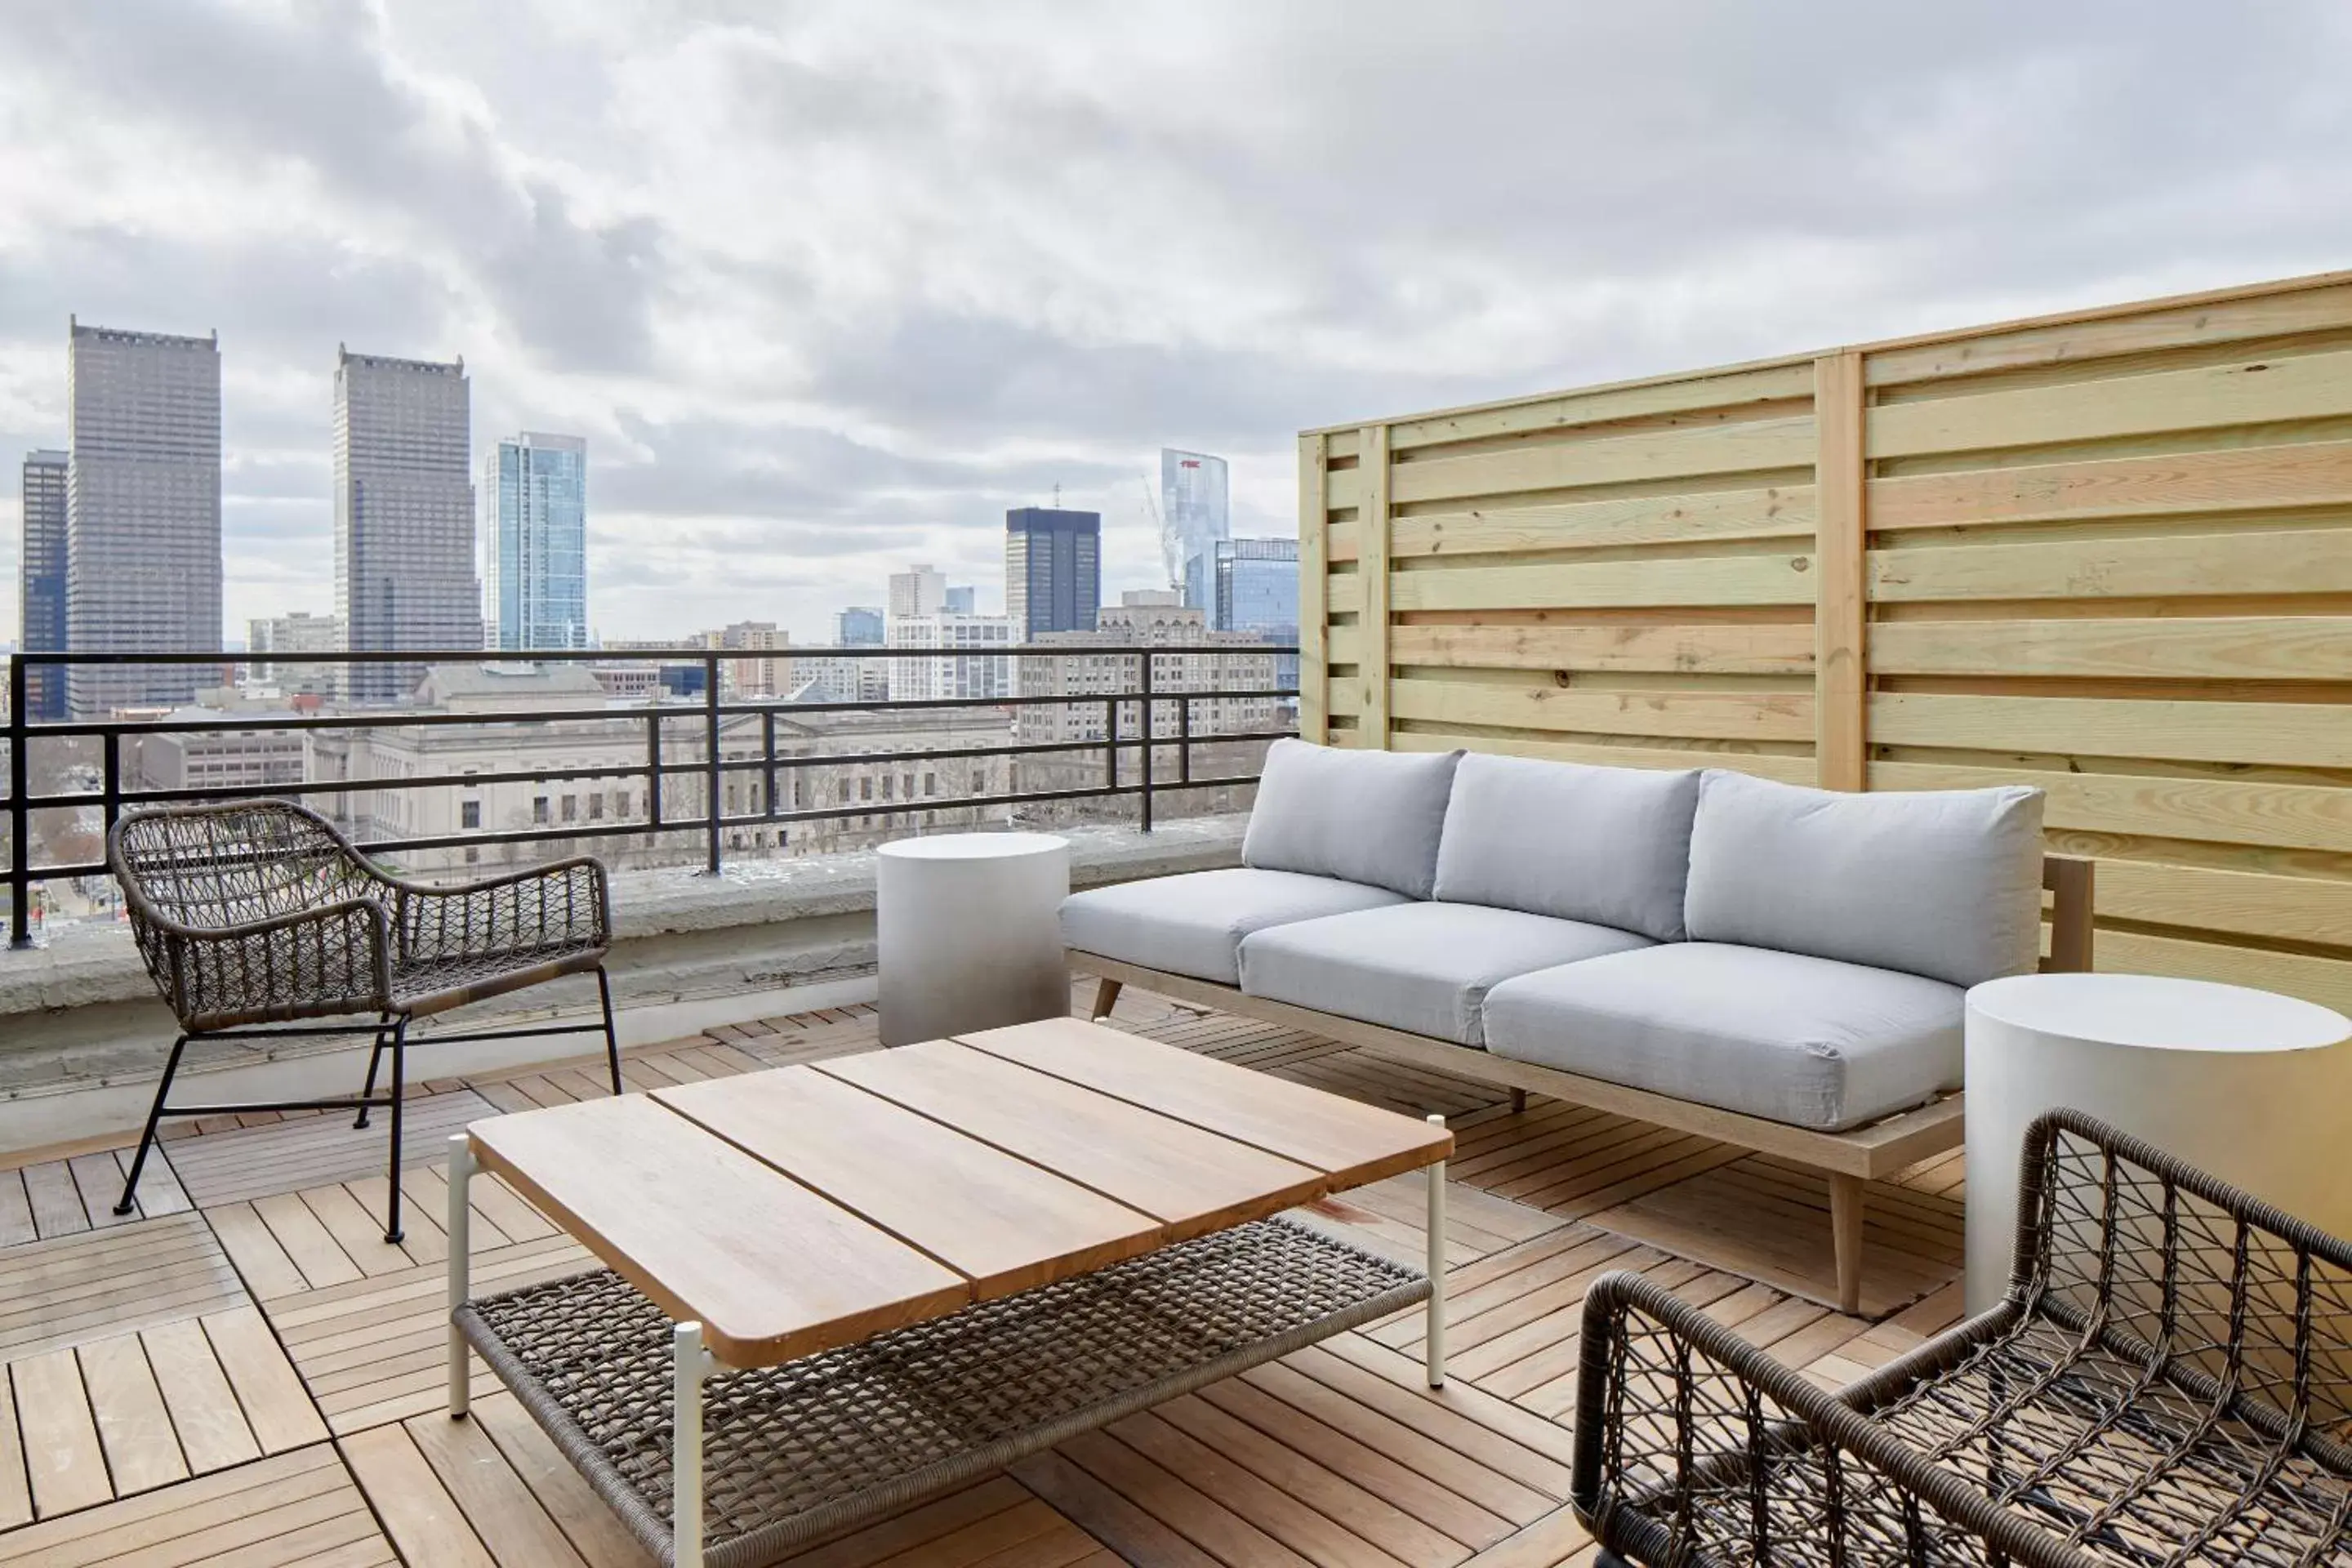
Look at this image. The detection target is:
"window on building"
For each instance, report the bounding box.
[461,800,481,830]
[860,777,872,801]
[464,847,479,865]
[532,796,550,824]
[880,775,893,800]
[615,791,631,817]
[589,792,604,821]
[562,795,578,822]
[923,772,936,795]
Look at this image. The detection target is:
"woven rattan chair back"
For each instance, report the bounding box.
[113,800,376,933]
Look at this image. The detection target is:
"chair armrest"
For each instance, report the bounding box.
[127,898,394,1029]
[388,857,610,964]
[1572,1272,2091,1568]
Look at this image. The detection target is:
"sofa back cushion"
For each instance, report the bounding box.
[1683,769,2045,987]
[1433,754,1700,941]
[1241,739,1461,898]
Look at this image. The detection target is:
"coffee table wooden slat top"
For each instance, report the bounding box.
[465,1020,1455,1370]
[811,1039,1330,1236]
[956,1016,1455,1185]
[465,1093,972,1365]
[653,1068,1165,1300]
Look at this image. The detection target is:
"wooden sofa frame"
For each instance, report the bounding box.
[1074,855,2096,1314]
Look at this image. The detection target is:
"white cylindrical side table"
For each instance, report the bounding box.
[1963,972,2351,1315]
[876,832,1071,1048]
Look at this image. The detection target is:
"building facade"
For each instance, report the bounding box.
[1160,448,1229,611]
[334,347,480,705]
[483,432,588,653]
[17,449,67,720]
[792,605,891,706]
[246,611,343,694]
[1004,507,1100,640]
[886,565,947,621]
[837,606,884,645]
[1214,537,1301,690]
[1011,592,1277,823]
[64,321,223,715]
[705,620,789,698]
[885,612,1013,702]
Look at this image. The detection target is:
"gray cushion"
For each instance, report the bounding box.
[1683,769,2044,987]
[1238,902,1652,1045]
[1482,943,1964,1132]
[1433,754,1700,941]
[1241,739,1462,898]
[1058,867,1406,987]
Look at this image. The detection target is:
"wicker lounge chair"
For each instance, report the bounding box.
[1571,1107,2352,1566]
[109,800,618,1241]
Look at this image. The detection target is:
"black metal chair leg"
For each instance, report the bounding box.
[595,966,622,1095]
[352,1013,392,1129]
[382,1018,408,1243]
[114,1034,190,1217]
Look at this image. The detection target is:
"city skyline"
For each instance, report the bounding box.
[12,7,2336,647]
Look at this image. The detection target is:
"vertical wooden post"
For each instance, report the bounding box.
[1358,423,1393,750]
[1813,351,1868,791]
[1297,433,1330,744]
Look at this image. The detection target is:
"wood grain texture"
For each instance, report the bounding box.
[1361,424,1394,743]
[1813,351,1867,790]
[1390,680,1813,743]
[1388,416,1815,503]
[1388,621,1815,675]
[1389,483,1815,559]
[1869,527,2352,603]
[1869,437,2352,532]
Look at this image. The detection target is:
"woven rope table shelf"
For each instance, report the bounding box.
[457,1215,1427,1568]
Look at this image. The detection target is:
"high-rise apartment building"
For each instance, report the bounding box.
[837,607,884,645]
[703,620,789,698]
[1004,507,1100,641]
[334,347,480,705]
[64,321,223,715]
[1159,449,1229,611]
[942,585,976,614]
[887,565,947,620]
[247,610,343,693]
[793,607,889,705]
[886,612,1011,702]
[483,432,587,653]
[17,450,68,720]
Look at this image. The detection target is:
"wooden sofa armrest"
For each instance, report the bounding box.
[2041,854,2096,973]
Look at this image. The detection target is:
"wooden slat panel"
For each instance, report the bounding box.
[1869,346,2352,460]
[1869,438,2352,532]
[1869,527,2352,602]
[2096,929,2352,1018]
[653,1068,1162,1301]
[467,1094,969,1366]
[1389,729,1816,784]
[1869,760,2352,855]
[1389,554,1817,613]
[814,1041,1327,1239]
[1298,433,1330,743]
[2092,859,2352,949]
[1869,615,2352,681]
[1864,279,2352,386]
[1871,692,2352,768]
[1388,621,1814,675]
[1389,482,1815,559]
[1384,360,1816,450]
[955,1018,1451,1186]
[1814,351,1866,790]
[1391,679,1813,742]
[1388,416,1815,505]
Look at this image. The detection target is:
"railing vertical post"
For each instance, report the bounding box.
[647,710,664,831]
[1178,691,1192,786]
[703,656,722,875]
[762,710,777,822]
[1102,694,1118,795]
[7,657,29,947]
[1138,649,1154,833]
[101,733,121,839]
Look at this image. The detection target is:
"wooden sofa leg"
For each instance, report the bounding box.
[1508,1088,1527,1115]
[1089,978,1123,1020]
[1829,1174,1864,1315]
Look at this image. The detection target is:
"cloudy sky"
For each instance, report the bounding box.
[3,1,2350,645]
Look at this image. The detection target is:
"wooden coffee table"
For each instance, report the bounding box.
[444,1017,1454,1568]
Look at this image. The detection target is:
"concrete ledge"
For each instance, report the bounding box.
[0,817,1242,1152]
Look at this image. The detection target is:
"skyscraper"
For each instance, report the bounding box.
[942,585,976,615]
[1159,449,1229,611]
[1004,507,1100,640]
[17,450,67,720]
[836,607,884,645]
[65,321,223,716]
[1214,537,1301,689]
[483,432,588,653]
[335,347,480,704]
[887,564,947,620]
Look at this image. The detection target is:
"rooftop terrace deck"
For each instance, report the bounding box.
[0,977,1970,1568]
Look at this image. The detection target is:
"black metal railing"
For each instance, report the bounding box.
[4,644,1298,947]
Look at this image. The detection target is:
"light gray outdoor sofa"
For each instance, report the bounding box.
[1063,740,2094,1311]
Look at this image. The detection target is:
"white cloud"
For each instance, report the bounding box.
[2,0,2350,642]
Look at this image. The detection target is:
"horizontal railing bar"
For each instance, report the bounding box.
[10,644,1299,666]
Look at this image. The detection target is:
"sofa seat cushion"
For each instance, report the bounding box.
[1059,868,1408,987]
[1481,943,1964,1133]
[1238,902,1653,1047]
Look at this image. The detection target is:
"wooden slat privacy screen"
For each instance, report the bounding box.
[1299,269,2352,1015]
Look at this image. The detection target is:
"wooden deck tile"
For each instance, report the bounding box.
[164,1087,498,1209]
[0,1444,390,1566]
[0,1212,246,1362]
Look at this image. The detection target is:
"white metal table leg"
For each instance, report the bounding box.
[675,1321,715,1568]
[1425,1113,1446,1389]
[447,1134,473,1417]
